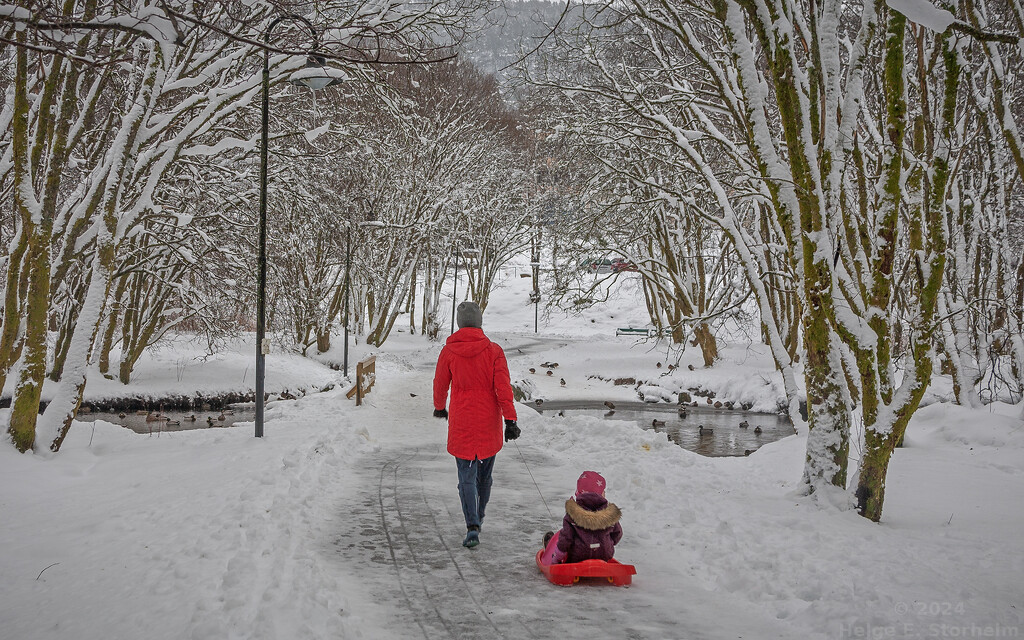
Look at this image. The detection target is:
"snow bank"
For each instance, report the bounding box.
[4,336,349,406]
[910,401,1024,449]
[0,388,376,640]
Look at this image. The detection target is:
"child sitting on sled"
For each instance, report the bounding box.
[541,471,623,565]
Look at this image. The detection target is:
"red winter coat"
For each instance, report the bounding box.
[433,327,518,460]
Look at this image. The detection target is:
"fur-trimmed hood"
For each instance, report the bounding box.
[565,496,622,531]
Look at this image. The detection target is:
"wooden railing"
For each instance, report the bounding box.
[346,356,376,406]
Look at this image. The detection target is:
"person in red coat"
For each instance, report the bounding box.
[433,301,520,548]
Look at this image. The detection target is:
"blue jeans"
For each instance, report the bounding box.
[455,455,495,529]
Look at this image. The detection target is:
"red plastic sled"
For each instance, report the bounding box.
[535,549,637,586]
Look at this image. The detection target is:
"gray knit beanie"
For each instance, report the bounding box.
[456,301,483,329]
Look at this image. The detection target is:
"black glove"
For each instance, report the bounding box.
[433,408,448,420]
[504,419,521,442]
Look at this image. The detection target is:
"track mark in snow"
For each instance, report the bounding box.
[415,468,518,640]
[378,457,436,639]
[385,457,460,638]
[362,447,528,639]
[430,481,543,639]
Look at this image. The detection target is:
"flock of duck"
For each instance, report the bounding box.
[530,361,767,450]
[594,401,764,437]
[116,408,235,427]
[646,409,764,436]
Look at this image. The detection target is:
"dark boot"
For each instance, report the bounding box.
[543,531,554,547]
[463,525,480,548]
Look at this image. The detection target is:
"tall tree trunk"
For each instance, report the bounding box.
[98,280,126,376]
[407,267,417,334]
[316,330,330,353]
[8,235,50,452]
[49,291,81,382]
[693,322,718,367]
[7,39,57,452]
[745,2,851,491]
[856,20,953,521]
[0,227,29,397]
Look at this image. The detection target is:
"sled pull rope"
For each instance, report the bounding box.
[512,439,554,519]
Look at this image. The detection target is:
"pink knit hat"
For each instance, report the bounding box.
[575,471,607,498]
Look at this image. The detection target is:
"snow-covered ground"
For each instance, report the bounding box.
[2,335,348,407]
[2,268,1022,639]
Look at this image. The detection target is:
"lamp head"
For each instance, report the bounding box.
[290,55,342,90]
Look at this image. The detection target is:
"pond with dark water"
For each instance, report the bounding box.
[533,401,793,457]
[79,406,256,435]
[79,399,792,456]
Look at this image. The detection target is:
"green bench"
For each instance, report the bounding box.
[616,327,667,337]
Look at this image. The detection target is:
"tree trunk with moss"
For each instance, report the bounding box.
[5,44,36,452]
[8,237,50,453]
[855,21,953,521]
[750,1,851,491]
[7,35,70,452]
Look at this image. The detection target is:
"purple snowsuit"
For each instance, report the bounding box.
[556,491,623,563]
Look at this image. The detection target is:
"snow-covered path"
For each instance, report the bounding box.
[329,364,806,640]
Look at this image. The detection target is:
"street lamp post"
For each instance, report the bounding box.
[529,274,541,333]
[530,212,542,333]
[342,226,351,377]
[256,14,340,439]
[450,243,459,335]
